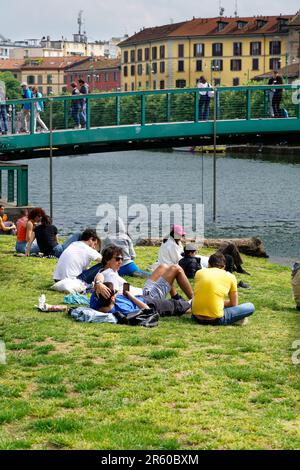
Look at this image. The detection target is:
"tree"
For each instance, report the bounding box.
[0,71,21,100]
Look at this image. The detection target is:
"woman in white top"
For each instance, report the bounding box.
[197,76,212,121]
[150,225,185,271]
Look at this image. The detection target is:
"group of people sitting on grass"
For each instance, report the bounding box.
[2,205,299,322]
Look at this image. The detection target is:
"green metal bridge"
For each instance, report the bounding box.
[0,84,299,160]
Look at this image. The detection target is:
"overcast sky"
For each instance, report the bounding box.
[1,0,299,41]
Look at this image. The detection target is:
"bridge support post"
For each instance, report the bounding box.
[246,89,251,120]
[11,105,16,134]
[116,96,120,125]
[64,100,68,129]
[7,170,15,203]
[141,94,146,126]
[30,102,35,134]
[194,91,199,122]
[17,167,28,207]
[86,97,91,130]
[166,93,171,122]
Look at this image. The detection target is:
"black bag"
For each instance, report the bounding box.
[114,307,159,328]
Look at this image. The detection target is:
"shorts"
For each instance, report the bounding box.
[143,277,171,301]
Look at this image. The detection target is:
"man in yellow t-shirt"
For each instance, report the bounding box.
[192,253,255,326]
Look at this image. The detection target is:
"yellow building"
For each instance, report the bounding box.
[119,14,299,90]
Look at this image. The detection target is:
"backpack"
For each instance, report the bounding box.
[114,307,159,328]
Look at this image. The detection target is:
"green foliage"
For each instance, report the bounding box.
[0,72,21,100]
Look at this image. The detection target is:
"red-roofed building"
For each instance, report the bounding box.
[119,14,298,89]
[64,57,121,92]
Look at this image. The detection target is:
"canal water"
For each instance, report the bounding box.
[17,149,300,265]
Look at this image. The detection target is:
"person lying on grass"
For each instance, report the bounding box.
[91,261,194,318]
[192,252,255,326]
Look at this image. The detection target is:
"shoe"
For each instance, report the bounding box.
[238,280,251,289]
[171,293,184,301]
[235,318,249,326]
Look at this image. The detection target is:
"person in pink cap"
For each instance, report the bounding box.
[151,225,186,271]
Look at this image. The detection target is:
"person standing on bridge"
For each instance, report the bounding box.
[71,82,81,129]
[0,82,8,135]
[78,78,89,128]
[32,86,49,133]
[197,76,213,121]
[21,82,32,133]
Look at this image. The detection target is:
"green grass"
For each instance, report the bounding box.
[0,236,299,450]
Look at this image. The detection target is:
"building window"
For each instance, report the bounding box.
[130,50,135,63]
[252,58,259,71]
[269,41,281,55]
[38,86,43,94]
[160,45,165,59]
[211,59,223,71]
[196,60,202,72]
[124,51,128,63]
[178,44,184,57]
[27,75,35,85]
[37,75,43,85]
[137,49,143,61]
[87,74,90,83]
[176,79,186,88]
[146,63,150,75]
[250,42,261,56]
[233,77,240,86]
[214,78,221,86]
[153,80,156,90]
[194,43,205,57]
[104,72,109,82]
[137,64,143,75]
[212,43,223,56]
[270,58,281,71]
[138,82,142,89]
[113,71,118,81]
[233,42,242,56]
[145,48,150,60]
[130,65,135,76]
[145,80,150,88]
[47,75,52,85]
[152,62,157,74]
[152,46,157,60]
[124,83,128,91]
[178,60,184,72]
[123,66,128,77]
[47,86,53,95]
[160,61,165,73]
[231,59,242,71]
[160,80,165,89]
[131,83,135,91]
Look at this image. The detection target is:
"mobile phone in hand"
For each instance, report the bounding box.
[123,282,130,295]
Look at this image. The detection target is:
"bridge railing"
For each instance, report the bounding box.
[3,84,300,135]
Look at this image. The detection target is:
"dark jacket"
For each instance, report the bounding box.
[179,256,202,279]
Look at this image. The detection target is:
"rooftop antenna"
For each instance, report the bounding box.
[78,10,83,35]
[234,0,238,17]
[219,1,225,16]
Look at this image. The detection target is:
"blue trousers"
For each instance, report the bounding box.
[193,303,255,326]
[52,232,81,258]
[199,95,210,121]
[0,105,8,132]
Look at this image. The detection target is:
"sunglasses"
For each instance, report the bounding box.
[114,256,123,261]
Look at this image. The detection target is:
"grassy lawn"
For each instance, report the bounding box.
[0,236,299,450]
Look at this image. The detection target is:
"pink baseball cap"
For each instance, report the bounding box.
[172,224,186,236]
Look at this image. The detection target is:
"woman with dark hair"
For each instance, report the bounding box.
[151,225,186,271]
[25,215,80,257]
[15,207,45,254]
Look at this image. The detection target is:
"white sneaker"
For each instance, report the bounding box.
[37,294,48,311]
[235,317,249,326]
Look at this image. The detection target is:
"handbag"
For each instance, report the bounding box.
[114,307,159,328]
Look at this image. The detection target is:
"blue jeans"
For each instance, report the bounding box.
[0,105,8,132]
[193,303,255,326]
[199,95,210,121]
[15,240,39,254]
[52,232,81,258]
[72,107,80,126]
[77,262,103,284]
[80,102,86,125]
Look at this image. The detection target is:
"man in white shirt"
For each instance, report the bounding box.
[53,229,102,284]
[197,76,212,121]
